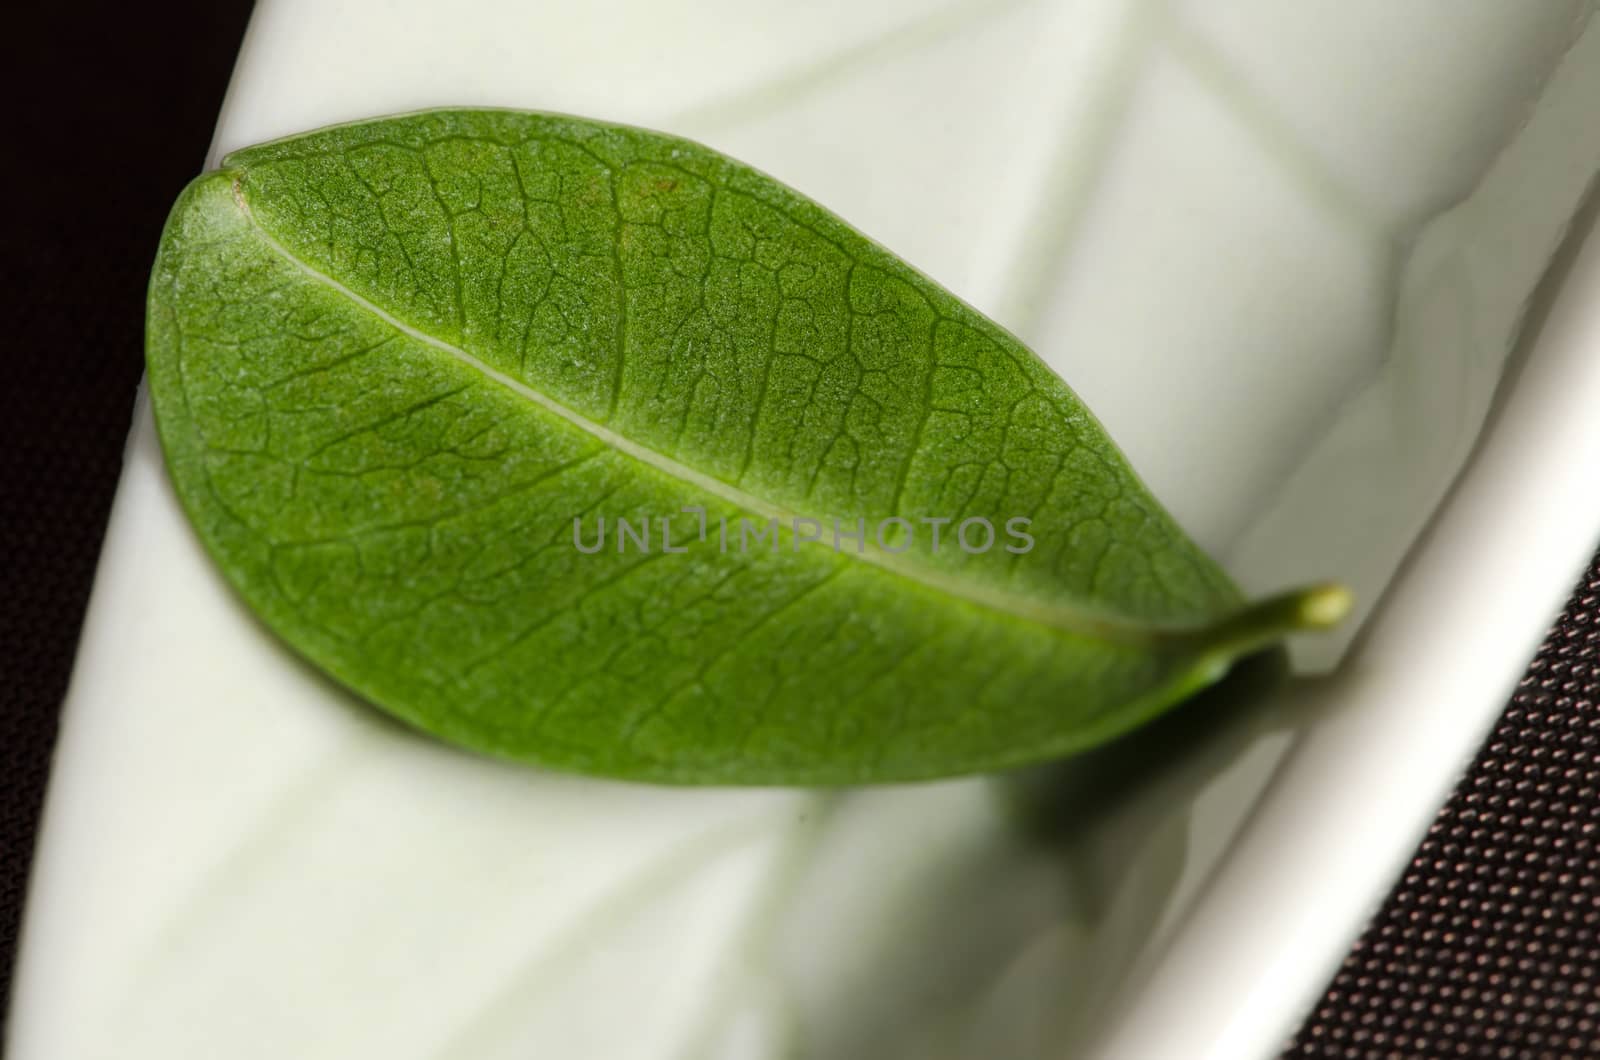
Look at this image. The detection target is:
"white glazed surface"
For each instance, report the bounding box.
[10,2,1600,1058]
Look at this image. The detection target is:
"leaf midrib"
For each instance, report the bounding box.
[227,172,1203,649]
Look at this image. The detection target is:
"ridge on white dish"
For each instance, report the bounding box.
[10,1,1600,1058]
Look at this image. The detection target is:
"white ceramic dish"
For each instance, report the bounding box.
[11,2,1600,1057]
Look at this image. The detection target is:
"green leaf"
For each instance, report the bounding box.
[144,108,1346,785]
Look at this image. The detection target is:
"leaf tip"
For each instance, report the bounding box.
[1292,582,1354,631]
[1196,581,1354,661]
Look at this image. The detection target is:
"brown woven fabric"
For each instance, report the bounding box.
[1285,555,1600,1059]
[3,4,1599,1055]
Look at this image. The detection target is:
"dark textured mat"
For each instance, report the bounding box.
[0,0,259,1036]
[1285,555,1600,1059]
